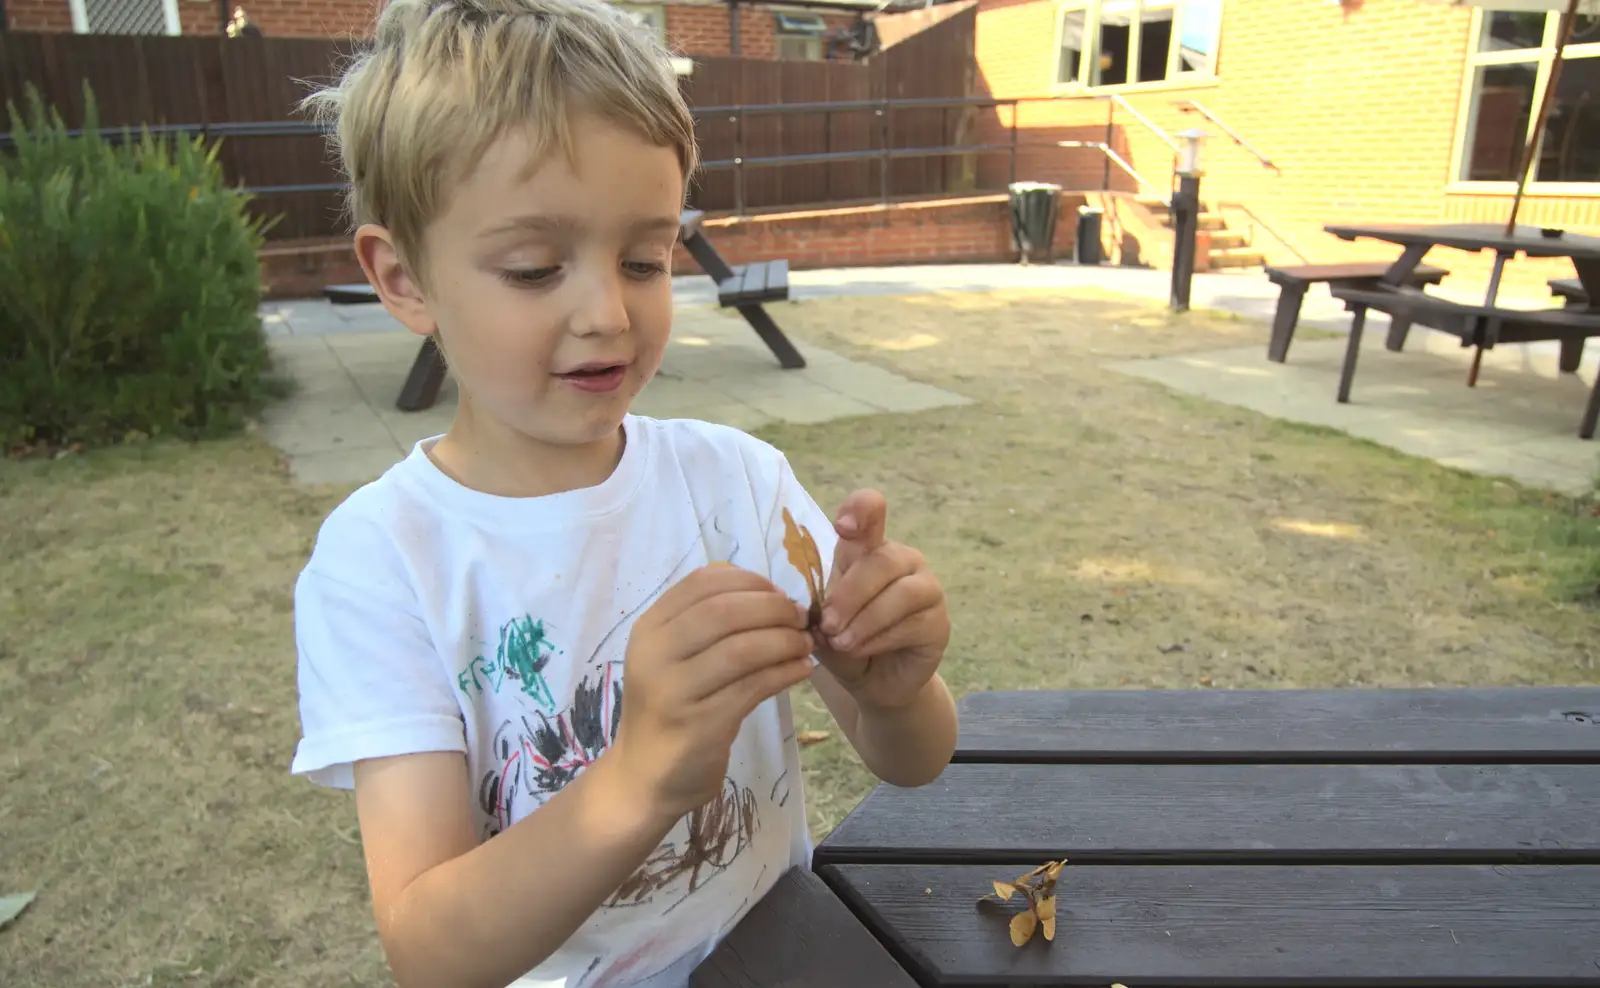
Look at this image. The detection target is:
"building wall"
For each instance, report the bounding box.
[665,2,855,58]
[4,0,379,34]
[973,0,1598,298]
[7,0,856,60]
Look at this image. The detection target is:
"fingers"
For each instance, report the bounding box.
[665,588,809,663]
[834,599,949,661]
[682,626,816,702]
[649,563,787,627]
[820,543,925,639]
[729,655,817,723]
[833,488,888,547]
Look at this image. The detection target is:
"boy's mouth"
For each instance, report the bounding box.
[556,362,629,394]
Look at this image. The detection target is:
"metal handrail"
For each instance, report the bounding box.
[1175,99,1280,173]
[1106,94,1180,154]
[1055,141,1168,203]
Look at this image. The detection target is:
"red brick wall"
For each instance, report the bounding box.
[9,0,849,54]
[5,0,379,35]
[972,0,1594,298]
[7,0,75,31]
[259,195,1085,297]
[666,3,855,58]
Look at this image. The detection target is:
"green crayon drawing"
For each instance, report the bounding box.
[457,615,556,711]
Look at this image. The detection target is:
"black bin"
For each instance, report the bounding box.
[1008,182,1062,264]
[1076,206,1104,266]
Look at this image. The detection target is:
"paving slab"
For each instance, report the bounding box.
[1109,329,1599,496]
[260,304,970,487]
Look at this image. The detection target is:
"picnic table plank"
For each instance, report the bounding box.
[689,866,917,988]
[952,689,1600,763]
[819,862,1600,986]
[813,763,1600,865]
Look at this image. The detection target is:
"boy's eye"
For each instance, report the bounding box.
[624,260,668,278]
[502,266,560,287]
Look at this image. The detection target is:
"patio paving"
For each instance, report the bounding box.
[1109,326,1600,497]
[260,301,971,487]
[258,264,1599,495]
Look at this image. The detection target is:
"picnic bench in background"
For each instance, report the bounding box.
[699,687,1600,986]
[1264,261,1450,363]
[322,209,804,412]
[1549,277,1592,372]
[678,209,805,370]
[1330,283,1600,438]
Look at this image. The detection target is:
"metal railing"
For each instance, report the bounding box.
[1174,99,1281,173]
[0,92,1267,218]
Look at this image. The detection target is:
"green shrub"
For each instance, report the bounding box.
[0,84,284,451]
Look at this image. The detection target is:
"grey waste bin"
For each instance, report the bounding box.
[1076,206,1104,266]
[1008,182,1062,264]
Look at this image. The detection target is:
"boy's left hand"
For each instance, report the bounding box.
[814,489,950,712]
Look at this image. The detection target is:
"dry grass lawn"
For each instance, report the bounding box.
[2,288,1597,987]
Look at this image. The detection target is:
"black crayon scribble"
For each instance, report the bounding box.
[769,769,790,808]
[476,662,623,836]
[607,777,758,911]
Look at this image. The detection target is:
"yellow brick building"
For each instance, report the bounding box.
[972,0,1600,297]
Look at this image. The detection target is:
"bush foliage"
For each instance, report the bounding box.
[0,84,282,450]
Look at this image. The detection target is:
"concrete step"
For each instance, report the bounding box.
[1208,248,1266,270]
[1207,231,1250,251]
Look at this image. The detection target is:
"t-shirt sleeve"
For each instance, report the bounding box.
[289,516,466,791]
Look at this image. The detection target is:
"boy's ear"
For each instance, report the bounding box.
[353,223,438,339]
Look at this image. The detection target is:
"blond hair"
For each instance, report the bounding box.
[302,0,698,274]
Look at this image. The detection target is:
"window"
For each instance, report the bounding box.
[611,2,667,44]
[1455,9,1600,187]
[70,0,179,34]
[775,12,827,61]
[1055,0,1221,91]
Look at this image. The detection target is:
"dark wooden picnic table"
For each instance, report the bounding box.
[695,687,1600,987]
[1324,222,1600,306]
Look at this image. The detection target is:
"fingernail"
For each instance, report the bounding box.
[836,515,858,536]
[795,601,811,625]
[832,629,855,650]
[820,607,839,634]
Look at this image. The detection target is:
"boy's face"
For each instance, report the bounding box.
[374,113,684,450]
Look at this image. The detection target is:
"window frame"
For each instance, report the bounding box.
[1051,0,1222,95]
[70,0,180,34]
[1448,8,1600,197]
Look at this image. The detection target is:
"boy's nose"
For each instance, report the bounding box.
[571,270,630,337]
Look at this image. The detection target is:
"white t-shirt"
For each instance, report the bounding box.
[290,414,839,988]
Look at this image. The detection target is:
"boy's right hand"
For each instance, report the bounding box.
[612,564,815,823]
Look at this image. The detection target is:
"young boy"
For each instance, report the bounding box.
[288,1,958,986]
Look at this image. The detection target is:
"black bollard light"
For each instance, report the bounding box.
[1169,128,1209,313]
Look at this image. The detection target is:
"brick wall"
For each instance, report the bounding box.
[7,0,74,30]
[10,0,851,55]
[5,0,380,34]
[259,195,1085,297]
[665,3,855,58]
[972,0,1596,298]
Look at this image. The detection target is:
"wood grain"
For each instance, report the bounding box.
[690,866,918,988]
[815,763,1600,865]
[821,862,1600,986]
[954,689,1600,763]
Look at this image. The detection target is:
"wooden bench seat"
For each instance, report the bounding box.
[1329,282,1600,438]
[324,282,380,305]
[1265,261,1449,363]
[718,259,789,308]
